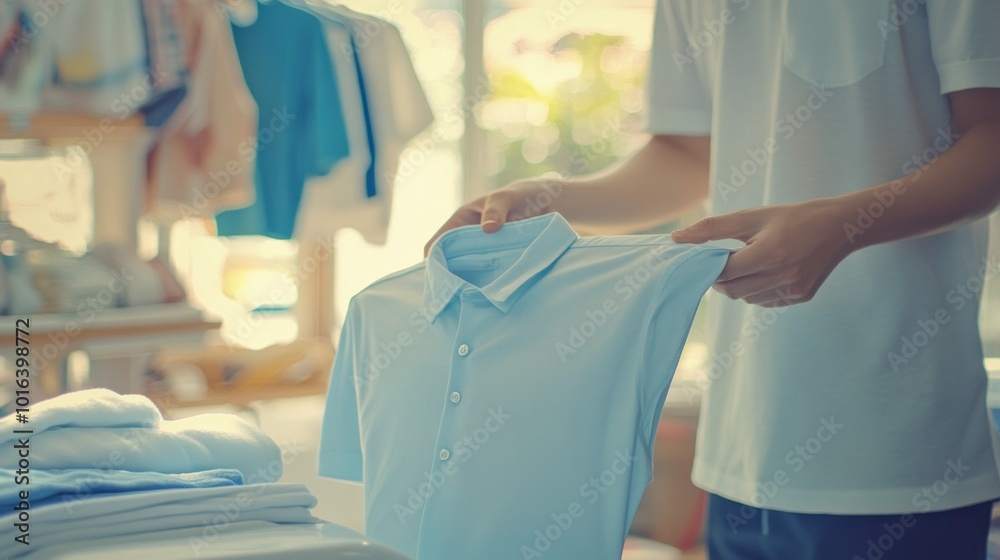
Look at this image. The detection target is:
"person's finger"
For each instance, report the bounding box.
[480,192,514,233]
[714,241,772,282]
[424,205,483,257]
[670,209,763,244]
[712,272,783,301]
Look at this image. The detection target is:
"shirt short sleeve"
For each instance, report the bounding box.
[318,305,364,482]
[926,0,1000,94]
[643,0,713,135]
[638,247,729,447]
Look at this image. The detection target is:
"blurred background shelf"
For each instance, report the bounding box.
[0,303,220,397]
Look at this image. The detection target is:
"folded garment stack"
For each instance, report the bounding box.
[0,389,317,559]
[0,467,244,509]
[0,388,283,482]
[0,484,319,559]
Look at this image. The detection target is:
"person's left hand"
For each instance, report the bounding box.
[670,199,855,307]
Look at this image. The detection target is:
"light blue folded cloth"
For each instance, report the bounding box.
[0,483,319,560]
[0,413,284,482]
[0,389,161,447]
[0,468,244,509]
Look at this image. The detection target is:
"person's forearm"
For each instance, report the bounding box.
[549,134,711,235]
[837,119,1000,250]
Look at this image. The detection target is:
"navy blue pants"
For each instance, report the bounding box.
[707,494,993,560]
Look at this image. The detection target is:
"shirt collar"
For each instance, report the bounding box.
[422,212,578,322]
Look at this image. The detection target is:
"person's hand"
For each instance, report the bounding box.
[670,199,855,307]
[424,178,562,256]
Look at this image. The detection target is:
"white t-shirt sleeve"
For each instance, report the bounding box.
[643,0,713,135]
[926,0,1000,94]
[318,305,364,483]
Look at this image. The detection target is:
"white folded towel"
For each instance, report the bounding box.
[0,413,283,483]
[0,388,161,446]
[0,483,319,559]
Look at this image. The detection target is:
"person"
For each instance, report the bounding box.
[426,1,1000,558]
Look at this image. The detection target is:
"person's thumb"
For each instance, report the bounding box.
[480,192,514,233]
[671,211,759,244]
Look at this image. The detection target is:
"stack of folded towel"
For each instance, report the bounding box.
[0,389,319,559]
[0,388,283,481]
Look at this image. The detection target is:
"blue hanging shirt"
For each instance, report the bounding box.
[216,1,350,239]
[294,2,378,199]
[319,212,731,559]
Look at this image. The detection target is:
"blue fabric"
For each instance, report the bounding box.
[216,1,350,239]
[295,3,378,199]
[707,494,993,560]
[350,26,377,199]
[0,468,242,509]
[136,0,187,127]
[320,212,732,559]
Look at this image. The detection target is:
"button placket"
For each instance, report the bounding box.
[429,288,478,477]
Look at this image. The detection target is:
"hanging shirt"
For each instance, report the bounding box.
[294,8,375,241]
[319,212,731,559]
[145,0,257,222]
[138,0,187,126]
[299,6,433,245]
[215,1,349,240]
[644,0,1000,514]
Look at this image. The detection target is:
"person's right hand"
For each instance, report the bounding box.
[424,178,563,256]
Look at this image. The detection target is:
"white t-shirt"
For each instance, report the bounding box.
[645,0,1000,514]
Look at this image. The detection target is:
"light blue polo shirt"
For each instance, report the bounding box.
[319,213,730,559]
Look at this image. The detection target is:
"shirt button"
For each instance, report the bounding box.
[439,449,451,461]
[457,344,469,356]
[450,392,461,404]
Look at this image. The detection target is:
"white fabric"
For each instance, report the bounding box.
[146,0,259,220]
[0,484,318,559]
[297,6,433,245]
[645,0,1000,514]
[41,521,414,560]
[36,0,149,116]
[0,413,283,483]
[0,388,161,445]
[296,17,373,241]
